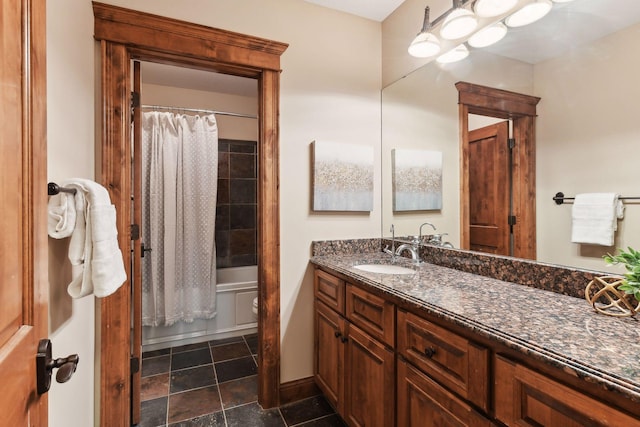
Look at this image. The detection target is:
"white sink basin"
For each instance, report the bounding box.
[353,264,415,275]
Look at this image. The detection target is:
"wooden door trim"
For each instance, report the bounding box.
[456,81,540,260]
[93,3,288,425]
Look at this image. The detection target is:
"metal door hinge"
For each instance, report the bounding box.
[131,91,141,109]
[131,224,140,241]
[508,138,515,149]
[508,215,517,226]
[130,356,140,375]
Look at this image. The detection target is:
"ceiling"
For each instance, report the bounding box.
[304,0,405,21]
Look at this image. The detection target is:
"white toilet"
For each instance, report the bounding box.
[252,297,258,319]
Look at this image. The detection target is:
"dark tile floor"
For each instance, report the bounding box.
[140,334,346,427]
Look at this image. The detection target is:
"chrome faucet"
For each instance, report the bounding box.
[383,224,396,261]
[395,240,420,264]
[419,222,436,244]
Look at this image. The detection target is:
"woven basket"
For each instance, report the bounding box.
[585,276,639,317]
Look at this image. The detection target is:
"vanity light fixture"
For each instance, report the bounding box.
[468,22,508,48]
[436,44,469,64]
[440,0,478,40]
[505,0,553,28]
[408,6,442,58]
[473,0,518,18]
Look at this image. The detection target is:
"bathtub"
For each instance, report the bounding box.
[142,265,258,351]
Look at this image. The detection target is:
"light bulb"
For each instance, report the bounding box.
[468,22,508,48]
[440,8,478,40]
[408,32,441,58]
[473,0,518,18]
[505,0,553,28]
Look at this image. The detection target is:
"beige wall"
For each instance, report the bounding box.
[535,22,640,270]
[142,83,258,141]
[47,1,97,425]
[47,1,381,425]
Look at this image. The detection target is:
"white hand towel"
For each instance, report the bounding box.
[62,179,127,298]
[47,192,76,238]
[571,193,624,246]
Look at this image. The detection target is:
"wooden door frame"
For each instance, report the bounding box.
[93,3,288,425]
[456,81,540,260]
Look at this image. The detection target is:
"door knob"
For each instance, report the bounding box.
[36,339,79,394]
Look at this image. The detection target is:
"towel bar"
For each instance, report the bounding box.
[553,191,640,205]
[48,182,77,196]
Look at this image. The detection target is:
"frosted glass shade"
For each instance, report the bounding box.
[473,0,518,17]
[408,32,441,57]
[440,8,478,40]
[436,44,469,64]
[506,0,553,27]
[468,22,508,48]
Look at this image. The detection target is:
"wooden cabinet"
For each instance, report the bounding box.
[397,309,489,412]
[398,359,495,427]
[314,267,640,427]
[494,355,640,427]
[314,269,395,427]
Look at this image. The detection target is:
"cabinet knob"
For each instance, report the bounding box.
[424,347,437,358]
[340,336,349,343]
[334,331,342,338]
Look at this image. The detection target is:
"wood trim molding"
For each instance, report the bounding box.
[93,3,288,425]
[93,2,287,72]
[456,81,539,260]
[455,81,540,118]
[279,377,321,406]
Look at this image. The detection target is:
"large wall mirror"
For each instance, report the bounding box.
[382,0,640,272]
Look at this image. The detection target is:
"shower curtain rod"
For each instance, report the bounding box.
[142,104,257,119]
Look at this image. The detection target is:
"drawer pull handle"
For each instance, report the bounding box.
[424,347,436,358]
[340,337,349,343]
[334,331,342,339]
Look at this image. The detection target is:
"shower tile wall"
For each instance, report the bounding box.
[216,139,257,268]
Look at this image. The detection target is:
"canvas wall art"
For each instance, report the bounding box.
[392,149,442,211]
[312,140,374,212]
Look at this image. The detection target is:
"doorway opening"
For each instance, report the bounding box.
[94,4,288,425]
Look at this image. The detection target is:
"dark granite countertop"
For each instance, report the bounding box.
[310,251,640,405]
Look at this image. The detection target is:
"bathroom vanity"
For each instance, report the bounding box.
[310,243,640,427]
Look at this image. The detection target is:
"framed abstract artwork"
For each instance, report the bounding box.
[392,149,442,211]
[312,140,374,212]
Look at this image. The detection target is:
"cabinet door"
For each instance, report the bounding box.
[315,269,345,313]
[344,324,395,427]
[494,355,640,426]
[398,360,495,427]
[346,284,395,346]
[315,300,345,413]
[398,310,489,412]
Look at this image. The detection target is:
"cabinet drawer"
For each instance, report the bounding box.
[494,355,640,426]
[346,284,395,347]
[314,269,345,314]
[397,309,489,412]
[398,359,495,427]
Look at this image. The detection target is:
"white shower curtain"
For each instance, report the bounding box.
[141,111,218,326]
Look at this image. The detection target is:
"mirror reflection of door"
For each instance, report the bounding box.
[468,121,511,256]
[457,81,539,260]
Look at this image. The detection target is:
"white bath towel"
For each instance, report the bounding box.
[61,179,127,298]
[571,193,624,246]
[47,191,76,239]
